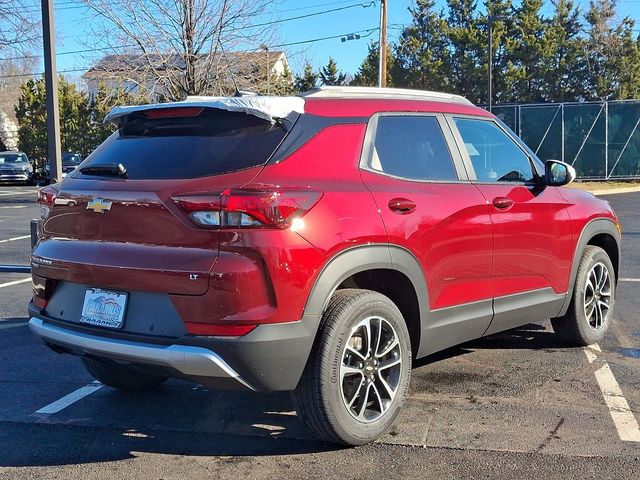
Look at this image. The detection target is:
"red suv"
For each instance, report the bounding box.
[29,87,620,445]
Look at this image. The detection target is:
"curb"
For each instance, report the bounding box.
[589,186,640,196]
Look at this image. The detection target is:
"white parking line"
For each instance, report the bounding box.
[0,235,30,244]
[0,278,31,288]
[35,381,103,415]
[584,344,640,442]
[0,205,27,209]
[0,322,27,330]
[620,278,640,282]
[0,191,36,197]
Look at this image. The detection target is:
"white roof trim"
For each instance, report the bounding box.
[105,95,306,125]
[301,86,473,105]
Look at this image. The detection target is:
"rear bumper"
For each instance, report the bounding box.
[28,303,320,392]
[29,317,255,391]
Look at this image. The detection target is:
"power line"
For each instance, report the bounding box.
[0,26,390,79]
[0,0,377,63]
[3,1,88,15]
[272,27,379,48]
[252,1,375,29]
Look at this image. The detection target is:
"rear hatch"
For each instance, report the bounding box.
[34,106,290,296]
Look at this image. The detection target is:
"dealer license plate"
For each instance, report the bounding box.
[80,288,128,329]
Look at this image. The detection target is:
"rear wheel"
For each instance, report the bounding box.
[551,245,615,346]
[293,289,411,446]
[82,357,168,391]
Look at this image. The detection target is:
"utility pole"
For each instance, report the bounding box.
[41,0,62,184]
[488,15,492,112]
[378,0,387,88]
[487,13,507,112]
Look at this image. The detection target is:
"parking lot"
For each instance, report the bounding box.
[0,185,639,479]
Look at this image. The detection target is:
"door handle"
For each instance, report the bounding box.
[388,198,416,214]
[492,197,514,210]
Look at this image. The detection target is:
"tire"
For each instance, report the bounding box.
[551,245,616,346]
[82,357,168,391]
[293,289,412,446]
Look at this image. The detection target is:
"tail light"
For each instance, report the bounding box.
[172,188,322,229]
[37,184,58,220]
[32,274,56,310]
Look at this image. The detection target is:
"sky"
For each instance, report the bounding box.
[16,0,640,83]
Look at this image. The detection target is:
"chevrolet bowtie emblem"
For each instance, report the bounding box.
[86,198,113,214]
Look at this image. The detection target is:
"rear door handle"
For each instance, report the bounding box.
[492,197,514,210]
[388,198,416,214]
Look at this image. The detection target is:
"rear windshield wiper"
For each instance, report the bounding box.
[80,163,127,178]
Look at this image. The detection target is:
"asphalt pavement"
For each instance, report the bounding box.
[0,185,638,479]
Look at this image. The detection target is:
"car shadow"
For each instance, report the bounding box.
[0,386,342,467]
[0,323,568,467]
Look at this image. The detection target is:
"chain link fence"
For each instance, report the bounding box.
[492,100,640,179]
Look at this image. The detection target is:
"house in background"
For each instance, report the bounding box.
[82,50,291,100]
[0,110,18,151]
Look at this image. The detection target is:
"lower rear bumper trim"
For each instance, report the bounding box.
[28,317,255,391]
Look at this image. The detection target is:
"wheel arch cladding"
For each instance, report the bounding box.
[303,245,427,358]
[558,218,620,317]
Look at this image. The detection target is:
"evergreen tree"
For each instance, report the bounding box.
[509,0,549,102]
[319,57,347,86]
[295,62,319,92]
[541,0,583,102]
[350,41,396,87]
[394,0,449,91]
[444,0,486,103]
[15,78,147,169]
[581,0,640,100]
[15,78,47,171]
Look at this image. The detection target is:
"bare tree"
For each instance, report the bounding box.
[0,0,38,51]
[82,0,286,100]
[0,1,39,149]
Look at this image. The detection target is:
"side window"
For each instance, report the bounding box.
[369,115,458,181]
[454,118,535,183]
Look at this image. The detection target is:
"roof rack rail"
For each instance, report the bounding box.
[300,86,473,106]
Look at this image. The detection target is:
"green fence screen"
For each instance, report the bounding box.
[492,100,640,179]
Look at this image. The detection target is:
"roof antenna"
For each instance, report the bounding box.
[217,39,243,97]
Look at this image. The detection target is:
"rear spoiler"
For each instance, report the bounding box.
[105,96,305,127]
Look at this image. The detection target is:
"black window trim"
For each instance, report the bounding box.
[444,114,545,186]
[359,112,470,184]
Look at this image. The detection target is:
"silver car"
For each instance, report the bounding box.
[0,151,33,184]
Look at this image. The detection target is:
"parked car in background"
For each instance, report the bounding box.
[0,151,33,185]
[29,87,621,446]
[45,152,83,182]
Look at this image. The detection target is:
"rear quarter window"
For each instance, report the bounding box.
[78,108,288,180]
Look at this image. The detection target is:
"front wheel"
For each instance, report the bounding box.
[293,289,411,446]
[551,245,616,346]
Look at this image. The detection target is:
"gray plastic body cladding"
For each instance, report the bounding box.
[420,300,493,356]
[557,218,620,317]
[29,300,317,392]
[45,281,187,337]
[303,245,429,354]
[180,316,319,391]
[484,288,565,336]
[304,245,429,317]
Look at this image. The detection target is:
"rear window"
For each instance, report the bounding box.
[78,108,288,180]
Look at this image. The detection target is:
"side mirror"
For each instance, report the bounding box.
[544,160,576,187]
